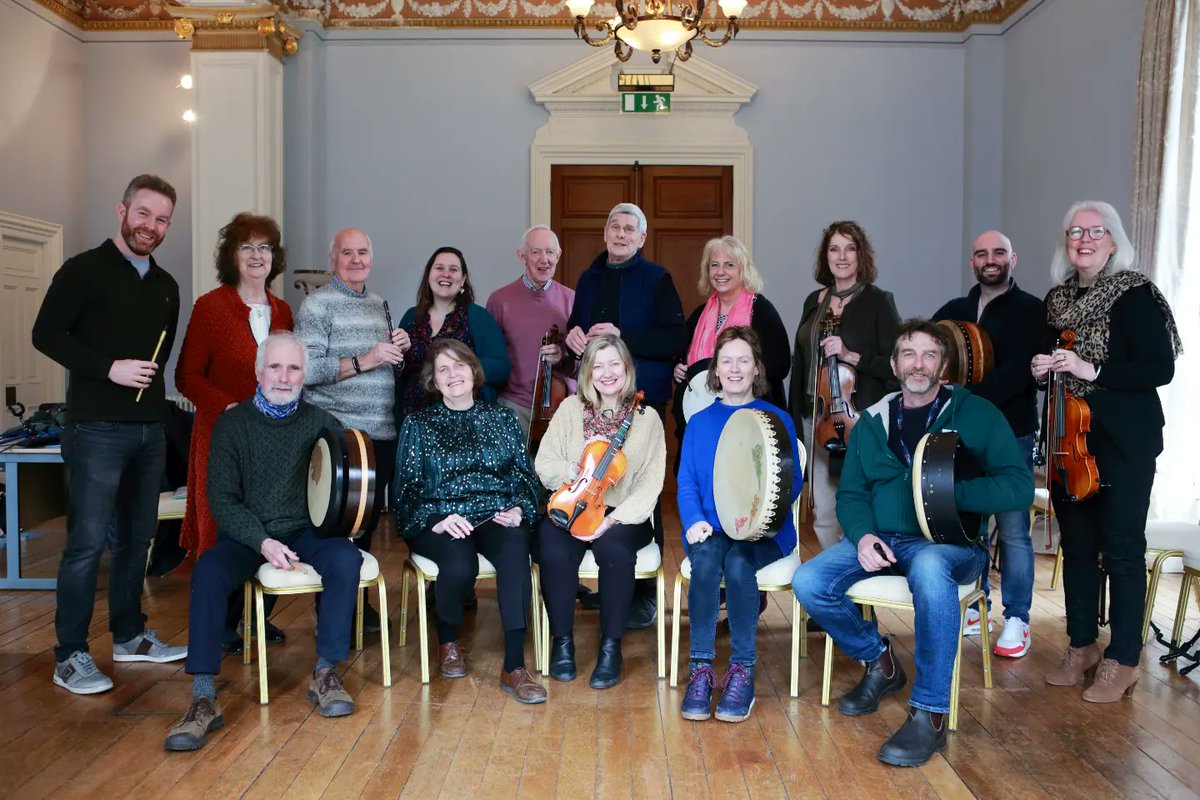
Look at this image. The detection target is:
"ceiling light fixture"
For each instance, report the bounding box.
[567,0,744,64]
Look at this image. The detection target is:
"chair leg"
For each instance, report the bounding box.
[242,582,253,666]
[256,586,269,705]
[657,568,666,680]
[790,597,801,698]
[540,591,551,676]
[978,596,993,690]
[530,567,542,671]
[376,576,392,688]
[949,602,966,731]
[416,573,430,685]
[1171,570,1197,647]
[1050,546,1063,590]
[670,574,684,687]
[798,598,809,660]
[1143,551,1177,644]
[821,632,834,707]
[399,563,410,647]
[355,586,364,652]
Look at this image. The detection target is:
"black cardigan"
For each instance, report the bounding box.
[788,284,902,427]
[933,280,1043,438]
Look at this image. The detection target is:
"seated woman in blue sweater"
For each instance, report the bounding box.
[676,326,803,723]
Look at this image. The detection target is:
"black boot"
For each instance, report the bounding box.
[590,636,623,689]
[877,707,947,767]
[838,636,906,716]
[549,635,577,682]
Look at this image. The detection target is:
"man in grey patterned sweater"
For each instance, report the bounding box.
[165,332,363,751]
[296,228,409,630]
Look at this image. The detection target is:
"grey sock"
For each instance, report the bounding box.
[315,656,335,674]
[193,673,217,700]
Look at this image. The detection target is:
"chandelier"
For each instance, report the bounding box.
[566,0,746,64]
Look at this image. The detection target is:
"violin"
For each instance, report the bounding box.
[546,391,644,538]
[1038,330,1101,501]
[527,324,569,454]
[813,314,859,456]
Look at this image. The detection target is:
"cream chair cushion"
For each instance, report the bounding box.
[678,550,800,588]
[409,552,497,579]
[846,575,979,604]
[579,542,661,575]
[255,550,379,589]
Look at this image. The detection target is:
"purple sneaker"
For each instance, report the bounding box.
[681,661,716,720]
[716,663,755,723]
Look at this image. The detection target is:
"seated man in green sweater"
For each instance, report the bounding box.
[792,319,1032,767]
[164,331,364,751]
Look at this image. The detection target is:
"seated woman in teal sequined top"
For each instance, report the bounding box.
[393,339,547,703]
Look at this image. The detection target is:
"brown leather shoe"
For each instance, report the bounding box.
[1082,658,1139,703]
[1045,642,1101,686]
[500,667,548,704]
[164,696,224,751]
[438,642,467,678]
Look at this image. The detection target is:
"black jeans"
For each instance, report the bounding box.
[537,516,652,640]
[55,421,165,662]
[406,520,532,642]
[186,530,361,675]
[1053,436,1156,666]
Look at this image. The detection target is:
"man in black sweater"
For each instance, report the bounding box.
[933,230,1043,660]
[165,332,363,751]
[32,174,187,696]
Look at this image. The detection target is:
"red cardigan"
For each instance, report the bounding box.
[175,284,294,554]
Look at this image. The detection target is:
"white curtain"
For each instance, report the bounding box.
[1132,0,1200,522]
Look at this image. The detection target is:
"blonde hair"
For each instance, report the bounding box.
[696,236,764,296]
[576,334,638,409]
[1049,201,1136,285]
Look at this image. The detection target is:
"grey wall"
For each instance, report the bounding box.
[0,0,85,255]
[1001,0,1145,299]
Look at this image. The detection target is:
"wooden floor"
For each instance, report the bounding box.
[2,507,1199,800]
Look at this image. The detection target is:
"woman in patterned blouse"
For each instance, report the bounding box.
[393,339,546,703]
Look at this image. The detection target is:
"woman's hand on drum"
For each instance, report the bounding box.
[433,514,474,539]
[492,505,523,527]
[685,521,713,545]
[673,362,688,384]
[261,538,300,570]
[856,534,895,573]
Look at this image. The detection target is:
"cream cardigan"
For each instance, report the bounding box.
[535,395,666,525]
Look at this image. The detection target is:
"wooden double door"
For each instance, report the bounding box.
[550,164,733,316]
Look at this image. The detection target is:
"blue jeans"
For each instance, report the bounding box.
[56,421,165,662]
[983,433,1035,624]
[791,534,987,714]
[686,533,781,666]
[186,530,362,675]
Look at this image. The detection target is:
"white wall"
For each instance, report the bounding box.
[0,0,85,255]
[1001,0,1145,299]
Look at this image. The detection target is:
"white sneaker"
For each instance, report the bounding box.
[993,618,1031,658]
[962,607,994,636]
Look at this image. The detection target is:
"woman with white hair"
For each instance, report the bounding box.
[1032,201,1182,703]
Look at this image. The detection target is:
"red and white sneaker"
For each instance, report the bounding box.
[993,618,1031,658]
[962,607,993,636]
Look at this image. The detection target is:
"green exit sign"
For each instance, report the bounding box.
[622,92,671,113]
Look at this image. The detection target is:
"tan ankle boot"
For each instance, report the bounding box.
[1045,642,1101,686]
[1082,658,1139,703]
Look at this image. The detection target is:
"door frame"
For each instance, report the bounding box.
[529,51,756,249]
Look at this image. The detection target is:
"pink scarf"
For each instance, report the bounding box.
[686,290,756,365]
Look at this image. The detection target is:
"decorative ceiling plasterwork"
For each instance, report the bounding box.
[34,0,1031,31]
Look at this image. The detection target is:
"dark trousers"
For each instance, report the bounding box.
[537,516,652,639]
[55,421,165,662]
[406,520,532,642]
[1053,436,1156,666]
[185,530,361,675]
[356,437,396,554]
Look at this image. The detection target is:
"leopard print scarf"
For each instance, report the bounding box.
[1045,269,1183,396]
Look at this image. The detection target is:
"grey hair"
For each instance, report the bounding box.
[328,229,374,264]
[255,331,308,379]
[606,203,647,236]
[520,224,560,252]
[1049,201,1136,285]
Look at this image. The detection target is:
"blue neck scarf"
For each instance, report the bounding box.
[253,387,299,419]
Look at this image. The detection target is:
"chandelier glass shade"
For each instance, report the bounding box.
[568,0,744,63]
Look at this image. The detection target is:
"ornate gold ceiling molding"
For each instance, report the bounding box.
[168,3,301,56]
[31,0,1033,33]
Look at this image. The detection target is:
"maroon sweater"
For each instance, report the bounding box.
[485,277,575,408]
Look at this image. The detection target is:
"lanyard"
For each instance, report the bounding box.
[892,390,946,467]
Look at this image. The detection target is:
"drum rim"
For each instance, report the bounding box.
[913,430,982,545]
[310,428,350,537]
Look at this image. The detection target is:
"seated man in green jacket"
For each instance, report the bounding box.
[792,318,1032,767]
[164,331,364,751]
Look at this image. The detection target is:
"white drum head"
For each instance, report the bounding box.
[713,408,793,541]
[682,359,719,422]
[308,437,333,526]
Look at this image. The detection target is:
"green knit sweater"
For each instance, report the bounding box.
[207,400,339,551]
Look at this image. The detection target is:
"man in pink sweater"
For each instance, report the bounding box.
[486,225,575,439]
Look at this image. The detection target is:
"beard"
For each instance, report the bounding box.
[973,261,1011,287]
[120,216,164,257]
[901,371,935,394]
[263,384,300,405]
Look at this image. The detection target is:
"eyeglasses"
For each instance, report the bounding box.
[1066,226,1109,241]
[238,243,273,255]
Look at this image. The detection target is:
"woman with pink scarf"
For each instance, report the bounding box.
[671,236,791,440]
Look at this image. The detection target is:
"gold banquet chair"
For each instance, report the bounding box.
[534,541,666,679]
[670,440,810,697]
[399,553,543,684]
[1163,530,1200,660]
[820,574,991,731]
[243,550,391,704]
